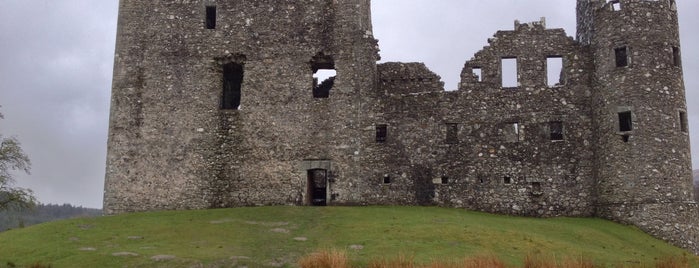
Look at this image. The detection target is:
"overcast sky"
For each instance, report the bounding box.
[0,1,697,209]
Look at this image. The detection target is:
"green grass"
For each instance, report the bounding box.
[0,206,696,267]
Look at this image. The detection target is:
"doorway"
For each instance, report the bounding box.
[307,169,328,206]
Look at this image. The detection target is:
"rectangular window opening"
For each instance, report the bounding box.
[546,56,564,87]
[679,111,688,133]
[446,123,458,144]
[472,67,482,82]
[376,124,387,143]
[608,0,621,11]
[550,121,564,141]
[205,6,217,29]
[221,62,243,110]
[615,46,629,67]
[504,122,521,142]
[441,176,449,184]
[504,176,512,184]
[618,111,633,132]
[501,57,518,88]
[672,47,681,67]
[383,175,391,184]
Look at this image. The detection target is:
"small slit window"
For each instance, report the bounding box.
[383,175,391,184]
[672,47,681,67]
[376,124,387,143]
[503,176,512,184]
[550,121,564,141]
[221,62,244,110]
[679,111,688,133]
[618,111,633,132]
[441,176,449,184]
[501,57,518,88]
[446,123,458,144]
[546,56,564,87]
[615,46,629,67]
[205,6,217,29]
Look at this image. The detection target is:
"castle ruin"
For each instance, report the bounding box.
[104,0,699,253]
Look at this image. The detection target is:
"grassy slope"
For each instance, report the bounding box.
[0,206,696,267]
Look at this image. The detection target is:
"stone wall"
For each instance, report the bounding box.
[104,0,698,255]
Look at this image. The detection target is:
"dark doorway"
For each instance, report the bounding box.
[307,169,328,206]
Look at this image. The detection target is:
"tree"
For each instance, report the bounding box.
[0,108,36,211]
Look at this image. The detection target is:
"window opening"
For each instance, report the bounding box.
[472,67,482,82]
[383,175,391,184]
[311,54,335,98]
[205,6,217,29]
[531,182,543,196]
[441,176,449,184]
[501,57,518,88]
[550,121,564,141]
[672,47,681,67]
[609,0,621,11]
[679,111,688,133]
[618,111,633,132]
[376,124,387,143]
[221,62,243,110]
[615,46,629,67]
[504,122,521,142]
[546,56,564,87]
[446,123,458,144]
[503,176,512,184]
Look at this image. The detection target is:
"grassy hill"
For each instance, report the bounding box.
[0,206,696,267]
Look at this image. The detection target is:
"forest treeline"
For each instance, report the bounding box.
[0,203,101,231]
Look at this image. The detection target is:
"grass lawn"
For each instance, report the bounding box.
[0,206,696,267]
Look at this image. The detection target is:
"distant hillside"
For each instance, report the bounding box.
[0,207,695,267]
[0,203,101,231]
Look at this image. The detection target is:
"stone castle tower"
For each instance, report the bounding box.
[104,0,698,253]
[577,0,697,252]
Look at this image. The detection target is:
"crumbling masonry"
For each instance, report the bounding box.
[104,0,699,253]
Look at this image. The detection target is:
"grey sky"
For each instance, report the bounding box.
[0,1,697,209]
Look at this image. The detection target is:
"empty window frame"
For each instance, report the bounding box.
[311,54,336,98]
[546,56,564,87]
[383,175,391,184]
[501,57,518,88]
[550,121,564,141]
[221,62,243,110]
[609,0,621,11]
[472,67,483,82]
[615,46,629,67]
[313,69,336,98]
[205,6,217,29]
[446,123,458,144]
[504,122,521,142]
[503,176,512,184]
[618,111,633,132]
[679,110,688,133]
[441,176,449,184]
[672,46,681,67]
[376,124,387,143]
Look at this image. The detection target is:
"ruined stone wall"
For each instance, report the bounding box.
[103,0,697,255]
[374,22,596,217]
[104,0,379,214]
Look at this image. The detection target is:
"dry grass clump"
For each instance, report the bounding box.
[299,250,694,268]
[298,249,350,268]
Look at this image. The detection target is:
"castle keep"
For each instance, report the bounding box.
[104,0,698,252]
